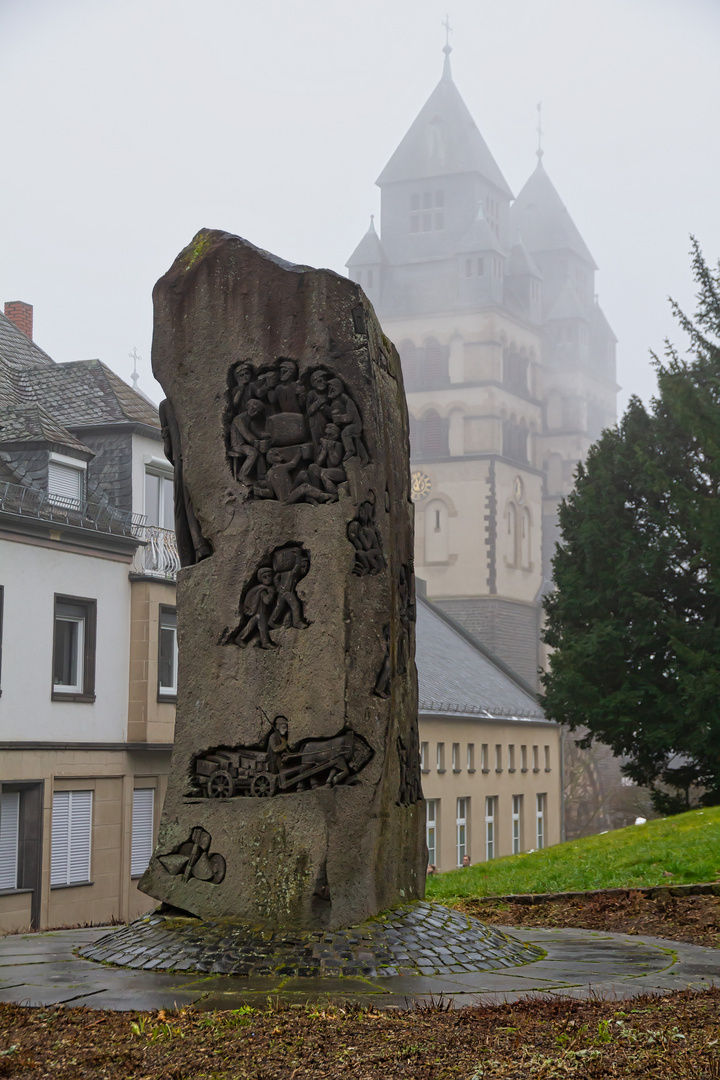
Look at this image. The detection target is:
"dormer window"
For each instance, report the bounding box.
[145,466,174,531]
[48,453,86,508]
[410,190,444,233]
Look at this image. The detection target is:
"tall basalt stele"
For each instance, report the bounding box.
[139,229,426,928]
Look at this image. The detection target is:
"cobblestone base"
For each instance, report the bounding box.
[79,902,543,979]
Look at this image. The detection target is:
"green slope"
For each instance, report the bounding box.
[426,806,720,900]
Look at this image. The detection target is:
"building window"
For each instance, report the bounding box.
[436,743,445,772]
[544,745,551,771]
[52,596,96,701]
[420,741,429,772]
[0,790,20,891]
[467,743,475,772]
[456,798,469,866]
[533,745,540,772]
[521,745,528,772]
[485,796,497,860]
[495,744,503,772]
[426,799,438,867]
[48,454,86,508]
[512,794,523,854]
[145,469,174,531]
[452,743,460,772]
[51,790,92,887]
[410,190,445,233]
[158,607,178,699]
[425,499,449,563]
[131,789,154,878]
[481,744,489,772]
[536,793,546,849]
[508,744,516,772]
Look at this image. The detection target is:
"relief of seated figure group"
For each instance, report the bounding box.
[227,358,369,504]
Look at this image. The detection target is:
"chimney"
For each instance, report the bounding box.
[4,301,33,340]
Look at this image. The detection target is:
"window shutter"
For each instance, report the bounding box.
[0,792,20,891]
[51,790,92,886]
[48,462,83,506]
[51,791,70,886]
[68,791,92,884]
[131,789,154,877]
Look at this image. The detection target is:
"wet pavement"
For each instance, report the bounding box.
[0,922,718,1010]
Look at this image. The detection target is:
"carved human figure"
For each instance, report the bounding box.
[397,565,417,676]
[275,359,306,414]
[221,566,277,650]
[231,360,256,413]
[256,369,280,414]
[348,496,385,575]
[308,423,346,496]
[267,716,291,772]
[328,377,369,463]
[269,547,310,629]
[306,368,333,447]
[159,397,212,566]
[255,448,333,505]
[229,398,270,481]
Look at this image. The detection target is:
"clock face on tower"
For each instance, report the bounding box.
[513,475,524,503]
[411,471,432,502]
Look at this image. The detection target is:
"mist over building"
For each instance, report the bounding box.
[347,45,618,688]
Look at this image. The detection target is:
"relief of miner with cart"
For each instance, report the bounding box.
[191,713,374,800]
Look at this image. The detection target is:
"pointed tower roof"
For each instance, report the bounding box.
[506,235,542,279]
[545,280,589,322]
[456,209,504,255]
[376,52,512,197]
[511,157,597,268]
[346,215,386,267]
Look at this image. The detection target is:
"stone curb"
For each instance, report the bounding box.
[479,881,720,905]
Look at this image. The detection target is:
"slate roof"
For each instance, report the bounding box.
[506,237,543,279]
[0,402,92,453]
[0,313,54,369]
[510,158,597,268]
[545,280,590,323]
[13,359,160,430]
[416,596,546,721]
[376,63,513,197]
[346,217,386,267]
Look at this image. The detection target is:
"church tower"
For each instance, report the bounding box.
[347,46,617,687]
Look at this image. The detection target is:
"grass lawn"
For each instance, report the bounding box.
[426,805,720,901]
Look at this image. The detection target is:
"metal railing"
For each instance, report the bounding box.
[132,525,180,580]
[0,479,145,538]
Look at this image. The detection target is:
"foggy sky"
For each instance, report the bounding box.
[1,0,719,414]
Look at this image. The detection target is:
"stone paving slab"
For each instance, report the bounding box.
[0,920,718,1011]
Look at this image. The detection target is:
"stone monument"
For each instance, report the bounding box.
[139,229,426,930]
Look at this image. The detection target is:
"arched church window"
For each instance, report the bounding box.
[502,418,529,464]
[424,338,446,386]
[506,502,517,568]
[521,507,532,569]
[503,349,529,394]
[425,499,449,563]
[421,410,448,457]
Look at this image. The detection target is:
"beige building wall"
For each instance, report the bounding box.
[419,715,562,873]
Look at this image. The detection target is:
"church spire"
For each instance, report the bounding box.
[441,14,453,80]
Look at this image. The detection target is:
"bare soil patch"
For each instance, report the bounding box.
[453,891,720,948]
[1,989,719,1078]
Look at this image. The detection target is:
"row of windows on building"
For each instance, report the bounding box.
[0,588,177,701]
[421,741,551,774]
[0,786,155,892]
[408,410,530,465]
[399,340,531,395]
[426,793,547,868]
[43,457,174,530]
[407,192,503,238]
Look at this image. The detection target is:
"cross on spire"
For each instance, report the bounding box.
[442,14,453,49]
[129,346,141,389]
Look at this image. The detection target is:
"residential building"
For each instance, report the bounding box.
[347,45,618,687]
[0,302,176,932]
[417,588,561,871]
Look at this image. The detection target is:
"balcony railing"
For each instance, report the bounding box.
[0,479,145,538]
[132,525,179,580]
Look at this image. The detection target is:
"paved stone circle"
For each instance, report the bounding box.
[79,901,543,979]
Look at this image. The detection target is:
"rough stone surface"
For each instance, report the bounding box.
[79,902,542,977]
[139,229,425,929]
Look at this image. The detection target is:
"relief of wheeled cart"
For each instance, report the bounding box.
[192,726,373,799]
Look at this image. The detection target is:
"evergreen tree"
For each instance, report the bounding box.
[542,241,720,812]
